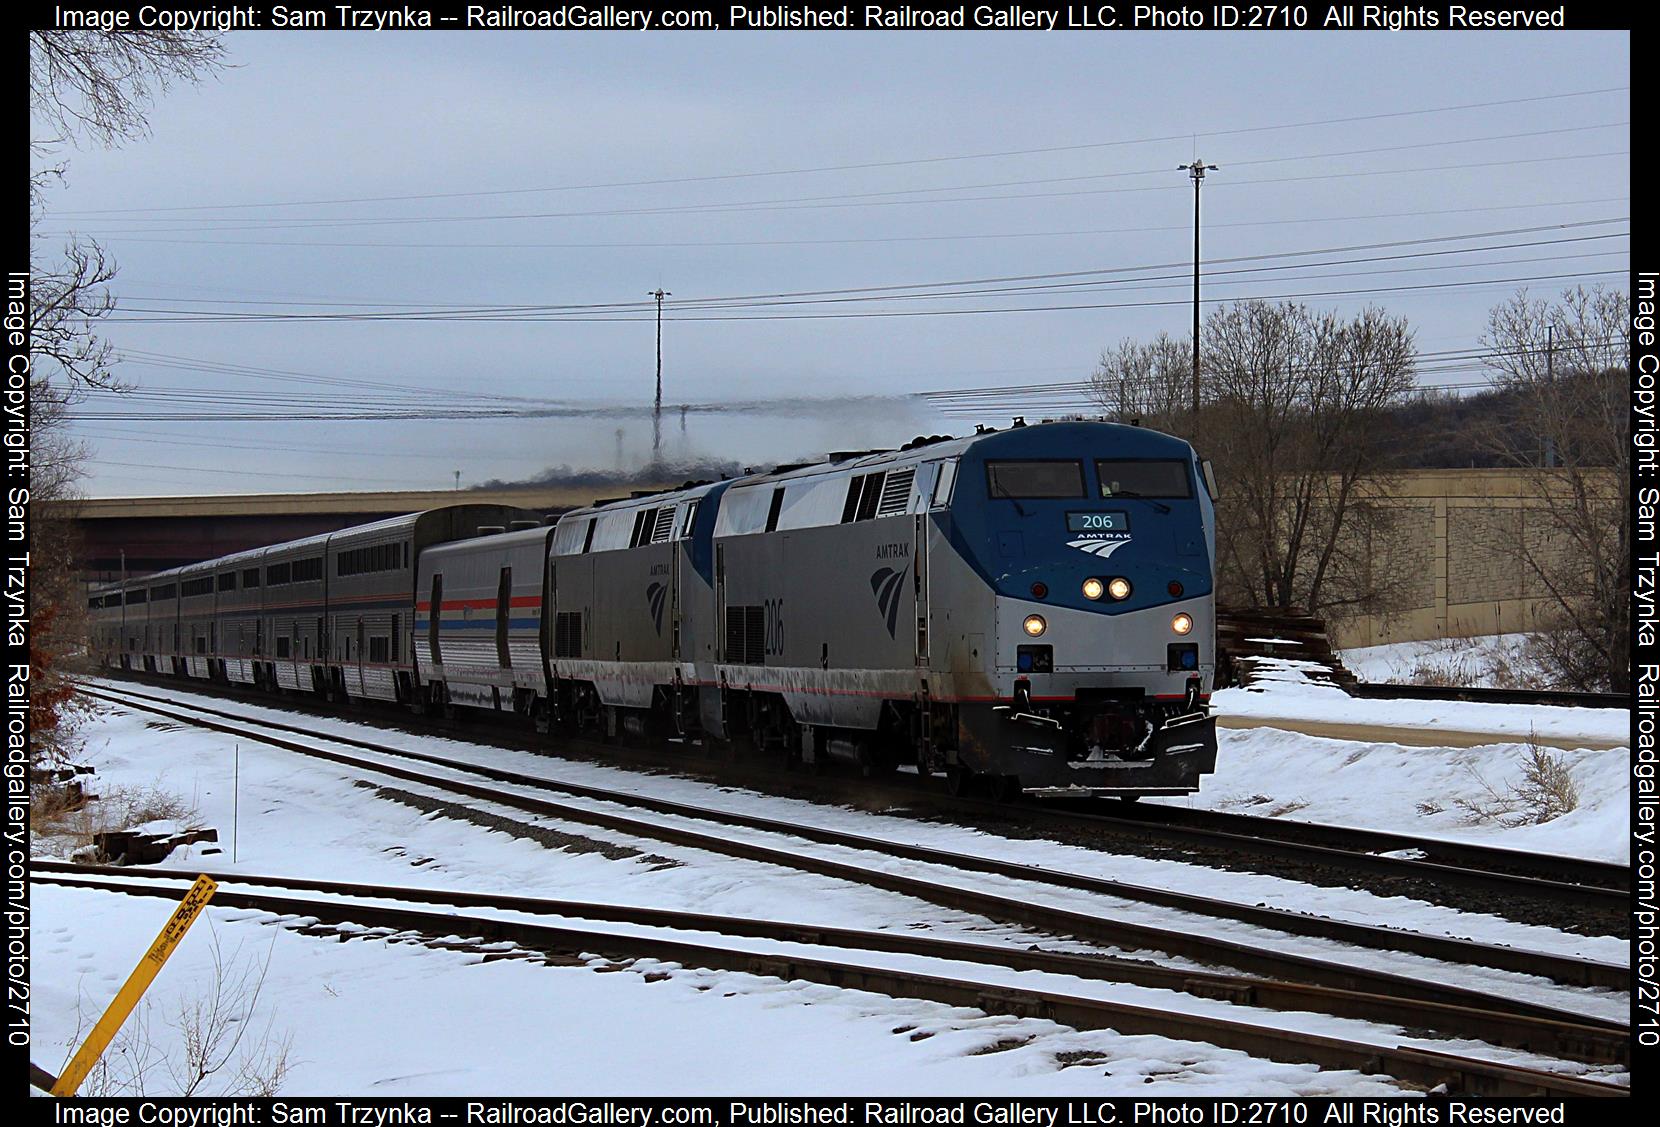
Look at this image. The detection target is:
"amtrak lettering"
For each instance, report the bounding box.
[1067,531,1132,559]
[875,542,909,559]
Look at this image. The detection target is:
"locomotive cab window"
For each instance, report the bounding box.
[985,460,1085,499]
[1094,460,1193,499]
[930,461,958,508]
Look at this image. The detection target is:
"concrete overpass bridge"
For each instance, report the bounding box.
[73,469,1595,650]
[72,484,669,585]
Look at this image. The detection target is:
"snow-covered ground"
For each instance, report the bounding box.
[1213,657,1629,746]
[31,684,1630,1095]
[38,884,1418,1097]
[1197,658,1630,860]
[1340,634,1536,688]
[1165,726,1629,863]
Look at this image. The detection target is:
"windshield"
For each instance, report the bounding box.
[1095,459,1193,499]
[985,460,1085,499]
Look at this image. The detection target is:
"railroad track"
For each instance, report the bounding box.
[1039,796,1628,907]
[80,685,1629,1021]
[84,673,1628,933]
[1347,682,1630,710]
[34,864,1628,1097]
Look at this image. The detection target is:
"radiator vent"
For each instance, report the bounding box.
[554,612,583,659]
[724,606,766,665]
[651,506,677,544]
[876,466,915,516]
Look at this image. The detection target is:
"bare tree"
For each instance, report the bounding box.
[1090,332,1193,435]
[167,930,294,1097]
[28,228,118,392]
[69,928,294,1098]
[27,31,226,766]
[1199,301,1418,615]
[26,388,94,769]
[1090,303,1418,621]
[30,30,225,393]
[31,31,227,153]
[1477,285,1630,691]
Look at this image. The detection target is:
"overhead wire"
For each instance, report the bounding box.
[112,220,1627,313]
[97,267,1627,327]
[45,150,1631,235]
[46,195,1629,251]
[96,223,1629,324]
[50,86,1628,216]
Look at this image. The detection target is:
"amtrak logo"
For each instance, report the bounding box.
[646,581,667,635]
[1067,536,1131,559]
[869,567,905,639]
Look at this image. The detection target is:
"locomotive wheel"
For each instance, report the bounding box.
[856,742,895,779]
[987,774,1023,804]
[1117,794,1142,804]
[944,765,972,796]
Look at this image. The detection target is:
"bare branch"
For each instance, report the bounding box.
[30,30,226,152]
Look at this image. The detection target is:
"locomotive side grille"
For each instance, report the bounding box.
[725,605,766,665]
[876,466,915,517]
[554,612,583,658]
[651,506,677,544]
[725,608,744,664]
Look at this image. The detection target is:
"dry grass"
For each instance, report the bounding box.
[31,782,203,860]
[1452,734,1581,827]
[67,926,294,1097]
[1395,635,1533,690]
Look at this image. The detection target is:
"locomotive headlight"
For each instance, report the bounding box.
[1171,613,1194,635]
[1022,614,1047,637]
[1081,578,1104,601]
[1107,577,1132,601]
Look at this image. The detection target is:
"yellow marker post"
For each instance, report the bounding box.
[51,875,219,1097]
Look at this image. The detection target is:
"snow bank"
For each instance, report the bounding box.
[1164,726,1630,863]
[1340,634,1536,688]
[1215,657,1629,746]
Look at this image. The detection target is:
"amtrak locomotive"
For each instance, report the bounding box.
[89,420,1219,798]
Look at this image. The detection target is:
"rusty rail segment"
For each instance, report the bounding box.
[1039,797,1628,907]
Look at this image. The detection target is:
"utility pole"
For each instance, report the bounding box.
[1544,324,1556,467]
[649,288,670,463]
[1177,159,1218,416]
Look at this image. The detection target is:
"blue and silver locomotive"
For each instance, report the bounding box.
[89,419,1219,798]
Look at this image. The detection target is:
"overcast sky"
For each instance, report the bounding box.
[34,30,1630,497]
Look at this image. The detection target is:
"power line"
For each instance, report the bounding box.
[45,195,1627,251]
[921,337,1628,409]
[49,149,1630,234]
[72,427,497,462]
[50,85,1627,216]
[68,272,1627,422]
[54,122,1627,230]
[112,220,1628,313]
[101,258,1627,326]
[83,458,425,485]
